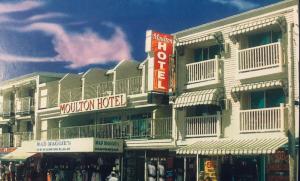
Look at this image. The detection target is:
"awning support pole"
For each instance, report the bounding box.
[144,150,147,181]
[196,154,199,181]
[184,157,186,181]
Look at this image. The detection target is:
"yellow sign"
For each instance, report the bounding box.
[204,160,217,181]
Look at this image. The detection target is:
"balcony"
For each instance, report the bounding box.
[186,57,221,89]
[60,87,82,103]
[13,132,34,147]
[15,97,33,115]
[238,42,283,79]
[185,113,221,138]
[115,76,143,95]
[0,133,12,147]
[47,117,172,140]
[84,81,113,99]
[239,104,286,133]
[0,100,12,117]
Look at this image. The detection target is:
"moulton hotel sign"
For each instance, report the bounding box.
[60,93,127,114]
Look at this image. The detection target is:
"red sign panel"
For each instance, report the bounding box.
[151,31,174,93]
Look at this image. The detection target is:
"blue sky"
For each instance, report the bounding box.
[0,0,281,81]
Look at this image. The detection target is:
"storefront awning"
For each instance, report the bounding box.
[229,16,281,37]
[0,148,37,161]
[231,79,286,101]
[176,137,288,155]
[174,88,223,108]
[176,34,215,46]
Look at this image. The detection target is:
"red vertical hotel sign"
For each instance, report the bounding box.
[151,32,174,93]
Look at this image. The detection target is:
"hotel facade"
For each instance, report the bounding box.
[0,0,299,180]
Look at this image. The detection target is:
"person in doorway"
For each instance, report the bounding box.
[175,168,183,181]
[0,161,4,181]
[15,161,24,181]
[147,160,156,181]
[106,171,118,181]
[8,162,15,181]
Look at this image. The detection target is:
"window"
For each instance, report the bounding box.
[194,44,223,62]
[102,116,121,123]
[250,89,285,109]
[248,31,282,48]
[186,105,221,117]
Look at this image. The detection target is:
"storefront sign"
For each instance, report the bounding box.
[60,93,126,114]
[27,138,123,153]
[204,160,218,181]
[145,30,174,93]
[94,139,123,153]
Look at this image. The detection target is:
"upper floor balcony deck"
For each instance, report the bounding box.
[239,104,286,133]
[47,117,172,140]
[186,56,222,89]
[15,97,33,115]
[237,41,284,79]
[185,112,222,138]
[0,133,12,147]
[0,100,12,118]
[13,132,34,147]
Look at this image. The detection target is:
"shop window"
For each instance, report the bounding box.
[128,113,152,137]
[250,89,285,109]
[186,105,221,117]
[248,31,282,48]
[194,44,223,62]
[102,116,121,123]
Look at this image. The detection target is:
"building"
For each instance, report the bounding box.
[173,0,299,180]
[0,72,64,150]
[0,0,298,181]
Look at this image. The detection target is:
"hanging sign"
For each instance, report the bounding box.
[145,30,174,93]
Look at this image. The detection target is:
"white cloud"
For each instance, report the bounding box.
[0,1,132,69]
[0,53,56,62]
[4,22,132,68]
[210,0,258,11]
[0,1,43,14]
[26,12,68,22]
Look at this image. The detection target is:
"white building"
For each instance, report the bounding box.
[0,0,298,180]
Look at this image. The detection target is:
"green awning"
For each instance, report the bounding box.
[231,79,286,101]
[174,88,223,108]
[176,137,288,155]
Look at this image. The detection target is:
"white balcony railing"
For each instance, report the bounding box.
[238,41,283,73]
[47,118,172,140]
[186,57,220,84]
[0,133,12,147]
[240,104,285,133]
[0,100,12,117]
[15,97,32,115]
[185,112,221,138]
[115,76,143,95]
[13,132,34,147]
[84,81,114,99]
[60,87,82,103]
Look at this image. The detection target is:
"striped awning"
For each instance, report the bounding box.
[176,137,288,155]
[229,16,280,37]
[174,88,223,108]
[231,79,286,101]
[176,34,215,46]
[0,148,37,161]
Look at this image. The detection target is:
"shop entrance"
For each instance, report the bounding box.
[220,156,259,181]
[39,153,121,181]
